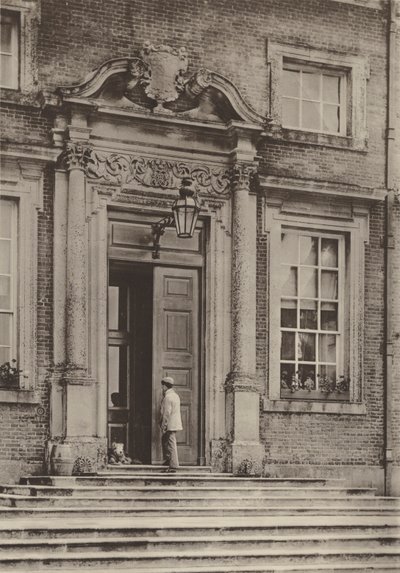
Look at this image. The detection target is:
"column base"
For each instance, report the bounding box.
[230,441,264,476]
[46,437,107,476]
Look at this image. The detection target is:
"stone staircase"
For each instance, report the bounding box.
[0,465,399,572]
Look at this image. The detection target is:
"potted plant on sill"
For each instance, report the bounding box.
[0,359,22,388]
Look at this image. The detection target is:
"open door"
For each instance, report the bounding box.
[152,267,200,464]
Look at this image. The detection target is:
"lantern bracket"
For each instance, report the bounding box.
[151,215,174,259]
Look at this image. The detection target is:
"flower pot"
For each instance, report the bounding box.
[51,443,74,476]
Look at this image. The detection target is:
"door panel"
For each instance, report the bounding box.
[152,267,199,464]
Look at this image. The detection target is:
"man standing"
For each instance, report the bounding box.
[160,376,183,473]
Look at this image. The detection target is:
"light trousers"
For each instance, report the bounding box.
[161,430,179,469]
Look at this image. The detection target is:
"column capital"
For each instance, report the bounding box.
[230,163,258,192]
[64,141,92,172]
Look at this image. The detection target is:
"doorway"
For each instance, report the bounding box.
[107,263,201,465]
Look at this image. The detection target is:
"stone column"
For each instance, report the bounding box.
[64,141,91,381]
[227,163,264,475]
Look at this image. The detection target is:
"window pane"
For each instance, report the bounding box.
[323,75,340,104]
[0,346,10,365]
[319,333,336,363]
[321,302,338,331]
[282,97,300,127]
[0,21,12,52]
[302,72,320,101]
[281,299,297,328]
[280,363,296,389]
[0,54,14,88]
[281,233,298,264]
[0,276,11,309]
[300,236,318,265]
[108,287,119,330]
[282,69,300,97]
[321,270,338,299]
[302,100,321,130]
[298,332,316,361]
[281,331,296,360]
[0,313,11,346]
[319,365,337,390]
[108,345,127,407]
[321,238,338,267]
[300,268,317,298]
[300,299,317,329]
[323,104,340,133]
[298,365,316,390]
[281,266,297,296]
[0,200,12,238]
[0,240,11,274]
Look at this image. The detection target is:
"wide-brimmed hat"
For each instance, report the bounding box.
[161,376,174,386]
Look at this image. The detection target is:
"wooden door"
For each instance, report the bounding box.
[152,267,199,464]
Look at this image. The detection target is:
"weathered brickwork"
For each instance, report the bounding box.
[0,0,398,488]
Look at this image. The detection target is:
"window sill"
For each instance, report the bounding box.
[0,388,40,404]
[0,88,40,108]
[265,125,368,152]
[263,397,367,415]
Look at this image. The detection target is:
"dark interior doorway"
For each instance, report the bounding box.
[108,264,153,464]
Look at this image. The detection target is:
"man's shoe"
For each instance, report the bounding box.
[164,468,177,473]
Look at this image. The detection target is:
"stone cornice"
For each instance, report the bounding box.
[84,149,232,197]
[259,174,387,202]
[324,0,389,10]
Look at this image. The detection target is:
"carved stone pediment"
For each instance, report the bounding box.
[57,42,269,127]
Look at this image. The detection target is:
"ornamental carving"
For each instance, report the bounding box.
[126,41,188,112]
[230,163,258,191]
[64,142,92,171]
[84,149,231,196]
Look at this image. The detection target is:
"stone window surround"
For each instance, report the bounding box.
[262,191,369,416]
[0,156,44,404]
[267,40,369,151]
[0,0,39,97]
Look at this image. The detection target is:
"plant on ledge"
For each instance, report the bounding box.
[0,359,22,388]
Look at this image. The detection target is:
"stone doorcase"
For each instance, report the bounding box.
[45,43,268,474]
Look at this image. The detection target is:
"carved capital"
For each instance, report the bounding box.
[64,141,92,172]
[230,163,258,192]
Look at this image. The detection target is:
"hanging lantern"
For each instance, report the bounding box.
[172,177,200,238]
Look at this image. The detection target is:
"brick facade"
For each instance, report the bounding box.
[0,0,399,492]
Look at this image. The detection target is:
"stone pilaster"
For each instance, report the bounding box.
[47,133,107,475]
[227,163,264,475]
[64,141,91,381]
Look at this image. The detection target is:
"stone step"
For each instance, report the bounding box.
[20,475,341,488]
[0,484,376,498]
[105,465,213,473]
[0,515,398,539]
[1,493,398,509]
[6,565,400,573]
[1,504,399,518]
[1,532,400,555]
[0,546,399,570]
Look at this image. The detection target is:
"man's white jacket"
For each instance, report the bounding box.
[160,388,183,432]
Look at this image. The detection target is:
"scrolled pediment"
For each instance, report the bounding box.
[57,42,268,127]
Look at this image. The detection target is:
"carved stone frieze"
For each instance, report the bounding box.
[84,149,231,197]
